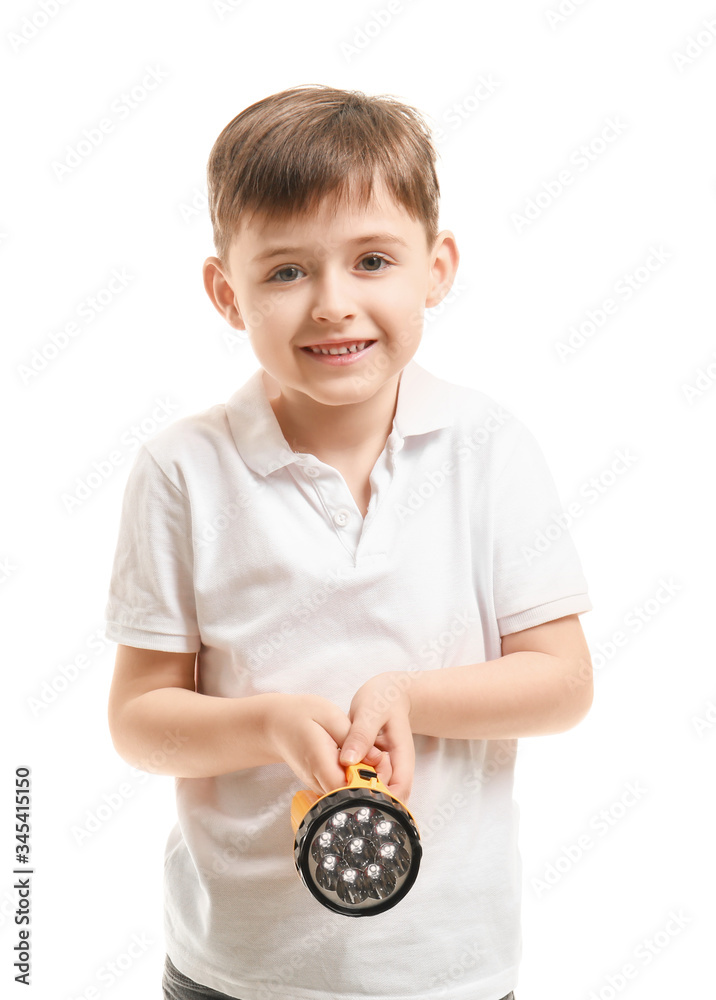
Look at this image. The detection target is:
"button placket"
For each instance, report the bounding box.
[298,460,362,556]
[332,507,352,528]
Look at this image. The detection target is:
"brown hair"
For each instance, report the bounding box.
[206,84,441,270]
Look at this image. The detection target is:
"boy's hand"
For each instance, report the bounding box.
[263,693,388,797]
[339,672,415,804]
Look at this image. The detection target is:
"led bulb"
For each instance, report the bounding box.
[336,867,368,904]
[315,854,346,891]
[364,862,396,900]
[344,836,376,867]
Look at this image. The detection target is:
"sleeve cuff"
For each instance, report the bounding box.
[498,594,592,637]
[102,621,201,654]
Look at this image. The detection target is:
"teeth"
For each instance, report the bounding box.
[308,340,371,356]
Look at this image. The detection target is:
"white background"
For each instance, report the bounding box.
[2,1,715,997]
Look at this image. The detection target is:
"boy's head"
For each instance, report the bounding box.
[206,84,441,274]
[202,84,458,416]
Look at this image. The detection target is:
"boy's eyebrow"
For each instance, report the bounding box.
[250,233,409,263]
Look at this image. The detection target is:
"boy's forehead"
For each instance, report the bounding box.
[232,184,422,262]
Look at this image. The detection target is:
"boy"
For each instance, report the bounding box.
[105,84,593,1000]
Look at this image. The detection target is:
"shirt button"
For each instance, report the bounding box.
[333,508,351,527]
[304,465,320,477]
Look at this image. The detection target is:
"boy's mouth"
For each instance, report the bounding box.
[301,339,376,357]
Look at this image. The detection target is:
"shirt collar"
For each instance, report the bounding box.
[226,358,454,477]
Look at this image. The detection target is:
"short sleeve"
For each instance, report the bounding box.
[102,444,201,653]
[492,421,592,637]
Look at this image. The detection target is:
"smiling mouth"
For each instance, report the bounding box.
[301,340,377,356]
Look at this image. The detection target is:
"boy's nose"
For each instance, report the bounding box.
[310,269,357,324]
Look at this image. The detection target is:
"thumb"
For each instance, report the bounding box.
[339,723,375,766]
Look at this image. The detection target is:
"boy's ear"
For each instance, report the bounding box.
[202,257,246,331]
[425,231,460,309]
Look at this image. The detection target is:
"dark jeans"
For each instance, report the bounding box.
[163,953,515,1000]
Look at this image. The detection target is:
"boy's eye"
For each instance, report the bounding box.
[267,254,392,283]
[358,254,391,272]
[271,266,303,283]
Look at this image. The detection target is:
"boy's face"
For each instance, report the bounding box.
[203,176,458,411]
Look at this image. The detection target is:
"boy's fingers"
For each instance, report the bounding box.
[373,751,394,791]
[383,723,415,804]
[312,727,354,794]
[339,723,376,767]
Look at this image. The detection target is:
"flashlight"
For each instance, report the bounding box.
[291,762,422,917]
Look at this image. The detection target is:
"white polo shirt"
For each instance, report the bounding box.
[103,358,592,1000]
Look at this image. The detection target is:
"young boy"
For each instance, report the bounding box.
[105,84,593,1000]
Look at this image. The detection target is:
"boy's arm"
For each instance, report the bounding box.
[108,645,280,776]
[405,613,593,739]
[108,644,388,795]
[339,615,593,798]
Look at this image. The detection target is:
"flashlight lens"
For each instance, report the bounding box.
[344,836,376,867]
[376,841,411,876]
[336,867,368,904]
[352,806,379,837]
[325,811,352,840]
[363,862,397,899]
[315,854,346,891]
[298,798,420,915]
[373,818,407,846]
[311,831,341,862]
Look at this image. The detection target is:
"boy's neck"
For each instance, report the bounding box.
[268,370,402,464]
